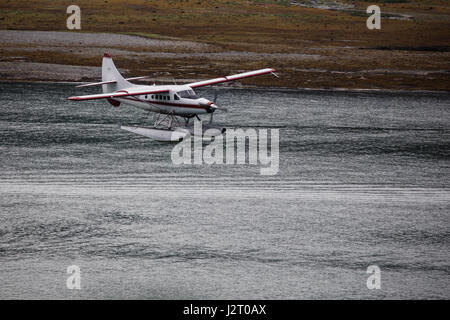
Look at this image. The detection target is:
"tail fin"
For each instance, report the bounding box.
[102,53,133,93]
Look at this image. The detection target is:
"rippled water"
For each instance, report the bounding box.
[0,82,449,299]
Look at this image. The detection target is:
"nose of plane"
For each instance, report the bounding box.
[199,98,217,112]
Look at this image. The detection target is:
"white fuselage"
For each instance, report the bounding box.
[112,84,212,117]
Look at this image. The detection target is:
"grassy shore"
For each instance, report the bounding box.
[0,0,449,90]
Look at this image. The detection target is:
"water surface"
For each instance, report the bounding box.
[0,82,449,299]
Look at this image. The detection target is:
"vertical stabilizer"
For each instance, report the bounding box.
[101,53,133,93]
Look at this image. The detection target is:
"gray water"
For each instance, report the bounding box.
[0,82,449,299]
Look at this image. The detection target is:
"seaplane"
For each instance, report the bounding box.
[68,53,277,141]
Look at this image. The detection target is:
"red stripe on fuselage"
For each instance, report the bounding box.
[120,97,208,110]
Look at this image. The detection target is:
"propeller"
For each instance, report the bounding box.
[211,91,228,112]
[198,91,229,123]
[197,91,229,123]
[208,92,228,124]
[208,106,228,123]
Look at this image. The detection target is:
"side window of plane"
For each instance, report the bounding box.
[174,94,180,100]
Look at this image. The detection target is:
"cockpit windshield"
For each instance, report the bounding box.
[176,89,199,99]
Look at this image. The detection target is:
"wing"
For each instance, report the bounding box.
[68,88,169,101]
[188,68,276,88]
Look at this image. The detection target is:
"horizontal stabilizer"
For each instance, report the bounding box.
[124,76,150,81]
[76,76,150,88]
[76,80,117,88]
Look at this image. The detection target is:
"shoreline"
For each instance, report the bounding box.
[2,79,448,95]
[1,28,449,92]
